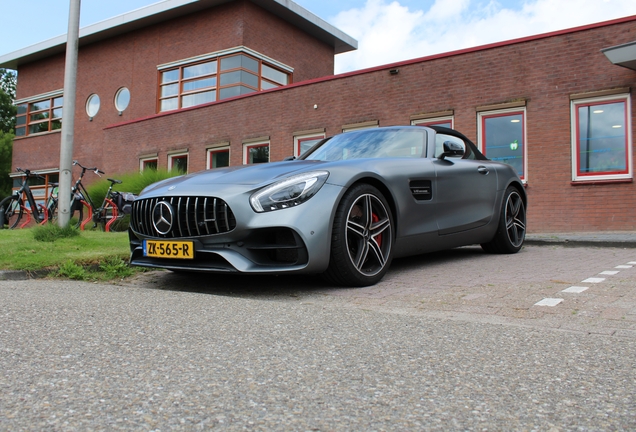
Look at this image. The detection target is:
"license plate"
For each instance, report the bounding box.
[143,240,194,259]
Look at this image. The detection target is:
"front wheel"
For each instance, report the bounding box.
[1,196,24,229]
[323,184,394,287]
[481,186,526,254]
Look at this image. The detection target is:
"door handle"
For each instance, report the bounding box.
[477,166,489,175]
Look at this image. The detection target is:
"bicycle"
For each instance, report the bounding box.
[60,161,135,232]
[0,168,56,229]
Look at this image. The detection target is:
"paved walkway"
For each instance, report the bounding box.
[526,231,636,248]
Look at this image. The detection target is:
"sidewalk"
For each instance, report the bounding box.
[525,231,636,248]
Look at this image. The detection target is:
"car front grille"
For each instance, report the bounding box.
[130,196,236,238]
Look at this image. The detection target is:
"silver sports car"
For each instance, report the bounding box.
[128,126,526,286]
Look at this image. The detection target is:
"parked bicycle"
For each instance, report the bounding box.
[0,168,53,229]
[62,161,136,232]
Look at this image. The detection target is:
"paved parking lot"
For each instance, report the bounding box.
[1,242,635,429]
[129,244,636,338]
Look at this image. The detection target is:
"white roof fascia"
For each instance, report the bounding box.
[0,0,357,70]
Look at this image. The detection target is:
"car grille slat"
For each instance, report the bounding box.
[130,195,236,238]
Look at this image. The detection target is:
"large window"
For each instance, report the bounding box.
[478,108,526,180]
[159,49,291,112]
[15,93,63,137]
[571,94,631,181]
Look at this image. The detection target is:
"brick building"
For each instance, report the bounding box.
[1,0,636,232]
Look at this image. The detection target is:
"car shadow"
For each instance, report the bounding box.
[128,245,493,299]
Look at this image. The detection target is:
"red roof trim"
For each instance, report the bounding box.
[105,14,636,130]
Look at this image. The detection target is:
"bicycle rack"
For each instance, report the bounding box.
[80,200,92,231]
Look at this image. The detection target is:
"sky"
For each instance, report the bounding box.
[2,0,636,74]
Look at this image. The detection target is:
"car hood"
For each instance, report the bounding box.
[141,160,328,196]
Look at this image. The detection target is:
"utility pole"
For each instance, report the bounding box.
[58,0,81,227]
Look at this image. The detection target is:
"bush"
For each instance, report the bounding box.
[86,168,179,206]
[33,223,80,242]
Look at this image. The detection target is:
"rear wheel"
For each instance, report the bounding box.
[1,196,24,229]
[323,184,394,287]
[481,186,526,254]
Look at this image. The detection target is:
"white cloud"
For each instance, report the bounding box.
[333,0,636,73]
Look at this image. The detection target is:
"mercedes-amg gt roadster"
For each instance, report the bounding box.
[129,126,527,286]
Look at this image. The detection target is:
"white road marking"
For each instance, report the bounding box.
[562,286,589,293]
[615,265,633,269]
[582,277,605,283]
[534,298,564,307]
[599,270,619,275]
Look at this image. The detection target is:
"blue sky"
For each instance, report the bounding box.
[2,0,636,73]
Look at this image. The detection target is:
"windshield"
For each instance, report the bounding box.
[301,128,427,161]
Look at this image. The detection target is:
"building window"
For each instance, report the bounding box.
[571,94,631,181]
[243,141,269,164]
[158,48,291,112]
[168,153,188,174]
[294,132,325,157]
[478,108,526,180]
[15,93,63,137]
[207,146,230,169]
[342,120,379,133]
[86,94,100,118]
[115,87,131,113]
[140,156,158,171]
[411,117,453,129]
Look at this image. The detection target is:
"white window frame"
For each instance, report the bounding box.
[570,93,632,182]
[139,155,158,172]
[168,151,189,173]
[294,132,326,157]
[243,140,270,164]
[477,107,528,182]
[342,120,379,133]
[207,144,231,169]
[411,116,454,128]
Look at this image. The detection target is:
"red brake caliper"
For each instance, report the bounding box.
[372,213,382,248]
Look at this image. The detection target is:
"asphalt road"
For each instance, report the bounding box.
[1,245,635,430]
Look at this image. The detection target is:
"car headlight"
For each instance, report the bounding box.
[250,171,329,212]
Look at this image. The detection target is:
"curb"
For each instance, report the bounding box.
[0,270,51,281]
[525,236,636,249]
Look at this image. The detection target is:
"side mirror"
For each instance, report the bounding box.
[438,141,465,160]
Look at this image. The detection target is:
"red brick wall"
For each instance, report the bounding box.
[11,8,636,232]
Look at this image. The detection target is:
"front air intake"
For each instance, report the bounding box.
[130,196,236,238]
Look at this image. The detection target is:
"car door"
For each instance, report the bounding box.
[433,134,498,235]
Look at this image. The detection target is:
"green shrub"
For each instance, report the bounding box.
[33,223,80,242]
[86,168,180,205]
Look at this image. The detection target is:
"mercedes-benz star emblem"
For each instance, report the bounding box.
[152,201,174,235]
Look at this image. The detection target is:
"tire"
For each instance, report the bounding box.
[48,199,83,229]
[1,196,24,229]
[323,184,394,287]
[481,186,526,254]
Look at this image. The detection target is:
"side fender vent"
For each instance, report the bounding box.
[410,180,432,201]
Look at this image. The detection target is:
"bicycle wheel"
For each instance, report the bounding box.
[1,196,24,229]
[48,199,84,228]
